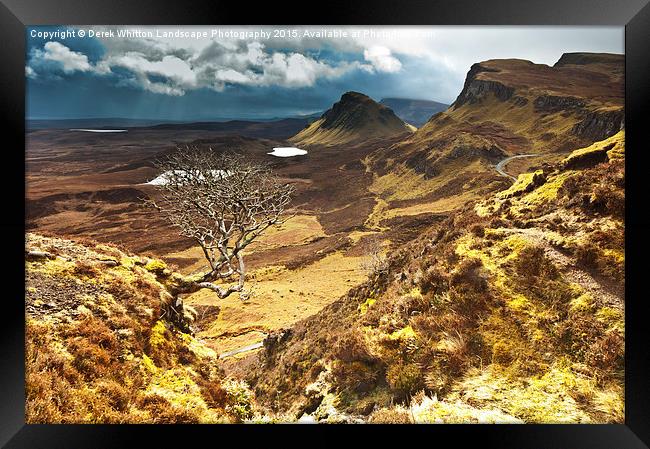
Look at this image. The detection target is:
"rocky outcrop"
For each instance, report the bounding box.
[512,96,529,107]
[453,63,514,108]
[404,151,439,179]
[572,109,624,141]
[499,170,547,199]
[561,132,624,170]
[403,142,505,180]
[563,145,611,170]
[455,79,514,108]
[261,328,293,365]
[533,95,586,113]
[447,143,506,162]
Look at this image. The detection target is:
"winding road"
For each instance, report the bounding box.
[218,341,265,359]
[495,154,539,181]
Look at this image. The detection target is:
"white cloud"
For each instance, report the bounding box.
[214,68,252,85]
[139,76,185,96]
[87,37,361,94]
[40,41,92,73]
[264,52,354,88]
[106,53,197,94]
[363,46,402,73]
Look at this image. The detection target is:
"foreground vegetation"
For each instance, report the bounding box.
[25,234,260,423]
[249,131,625,423]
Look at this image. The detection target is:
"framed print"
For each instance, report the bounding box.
[2,0,649,446]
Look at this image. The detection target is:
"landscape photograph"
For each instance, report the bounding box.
[25,25,625,423]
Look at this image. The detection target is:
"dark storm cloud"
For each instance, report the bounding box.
[25,26,623,120]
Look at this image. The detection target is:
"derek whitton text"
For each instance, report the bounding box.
[29,27,419,41]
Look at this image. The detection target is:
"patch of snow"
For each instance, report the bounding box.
[267,147,307,157]
[146,169,231,186]
[69,129,127,133]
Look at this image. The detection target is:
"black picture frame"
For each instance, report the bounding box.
[3,0,649,447]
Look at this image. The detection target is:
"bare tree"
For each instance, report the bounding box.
[361,241,389,277]
[147,147,294,301]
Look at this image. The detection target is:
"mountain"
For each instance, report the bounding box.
[290,91,415,147]
[249,130,625,423]
[379,98,449,127]
[366,53,624,207]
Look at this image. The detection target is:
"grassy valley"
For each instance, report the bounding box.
[248,130,625,423]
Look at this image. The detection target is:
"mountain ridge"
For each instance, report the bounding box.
[365,52,624,209]
[380,98,449,127]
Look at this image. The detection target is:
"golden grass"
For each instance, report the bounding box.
[186,251,370,351]
[383,192,481,219]
[252,214,326,248]
[409,393,523,424]
[369,158,487,202]
[342,143,623,421]
[451,364,599,423]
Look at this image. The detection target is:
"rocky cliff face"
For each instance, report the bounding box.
[453,63,515,108]
[533,95,587,113]
[572,109,625,141]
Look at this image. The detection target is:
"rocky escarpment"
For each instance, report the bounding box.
[361,52,623,218]
[533,95,587,113]
[572,109,624,141]
[531,95,623,141]
[453,63,514,108]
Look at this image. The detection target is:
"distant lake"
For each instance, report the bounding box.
[69,129,128,133]
[268,147,307,157]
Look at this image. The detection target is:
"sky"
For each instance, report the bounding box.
[26,26,624,121]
